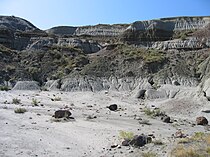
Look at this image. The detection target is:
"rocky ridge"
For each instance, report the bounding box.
[0,15,210,93]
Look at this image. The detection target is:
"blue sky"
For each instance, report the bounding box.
[0,0,209,30]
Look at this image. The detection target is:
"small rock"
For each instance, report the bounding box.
[86,115,97,120]
[196,116,208,125]
[161,116,171,123]
[54,110,71,118]
[136,90,146,99]
[107,104,118,111]
[174,130,186,138]
[172,80,180,86]
[64,105,69,109]
[148,134,155,138]
[111,144,118,148]
[135,116,142,120]
[122,139,130,146]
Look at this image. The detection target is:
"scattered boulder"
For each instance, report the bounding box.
[54,110,71,118]
[122,134,152,147]
[196,116,208,125]
[107,104,118,111]
[86,115,97,120]
[129,135,148,147]
[161,115,171,123]
[172,80,180,86]
[173,130,187,138]
[121,139,130,146]
[136,89,146,99]
[110,144,119,148]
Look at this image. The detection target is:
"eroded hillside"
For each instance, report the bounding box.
[0,15,210,89]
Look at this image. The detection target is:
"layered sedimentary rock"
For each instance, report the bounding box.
[122,16,210,43]
[138,37,210,50]
[127,17,210,32]
[46,26,77,36]
[46,24,128,37]
[44,76,198,92]
[74,24,128,36]
[27,37,102,53]
[0,16,46,50]
[12,81,40,90]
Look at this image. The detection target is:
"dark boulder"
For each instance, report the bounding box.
[196,116,208,125]
[122,135,152,147]
[108,104,118,111]
[129,135,152,147]
[136,89,146,99]
[161,116,171,123]
[172,80,180,86]
[54,110,71,118]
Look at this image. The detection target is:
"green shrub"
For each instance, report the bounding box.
[0,86,10,91]
[143,107,165,117]
[119,131,134,140]
[192,132,205,141]
[206,147,210,154]
[14,108,27,113]
[142,152,157,157]
[31,98,39,106]
[12,98,21,104]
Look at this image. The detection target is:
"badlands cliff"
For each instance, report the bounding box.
[0,15,210,93]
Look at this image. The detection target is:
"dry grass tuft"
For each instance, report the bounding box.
[171,132,210,157]
[142,152,157,157]
[14,108,27,114]
[12,98,21,104]
[119,131,134,140]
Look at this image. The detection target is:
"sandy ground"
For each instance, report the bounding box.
[0,89,209,157]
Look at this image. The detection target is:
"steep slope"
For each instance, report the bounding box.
[0,15,37,31]
[0,16,46,50]
[122,16,210,43]
[0,15,210,91]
